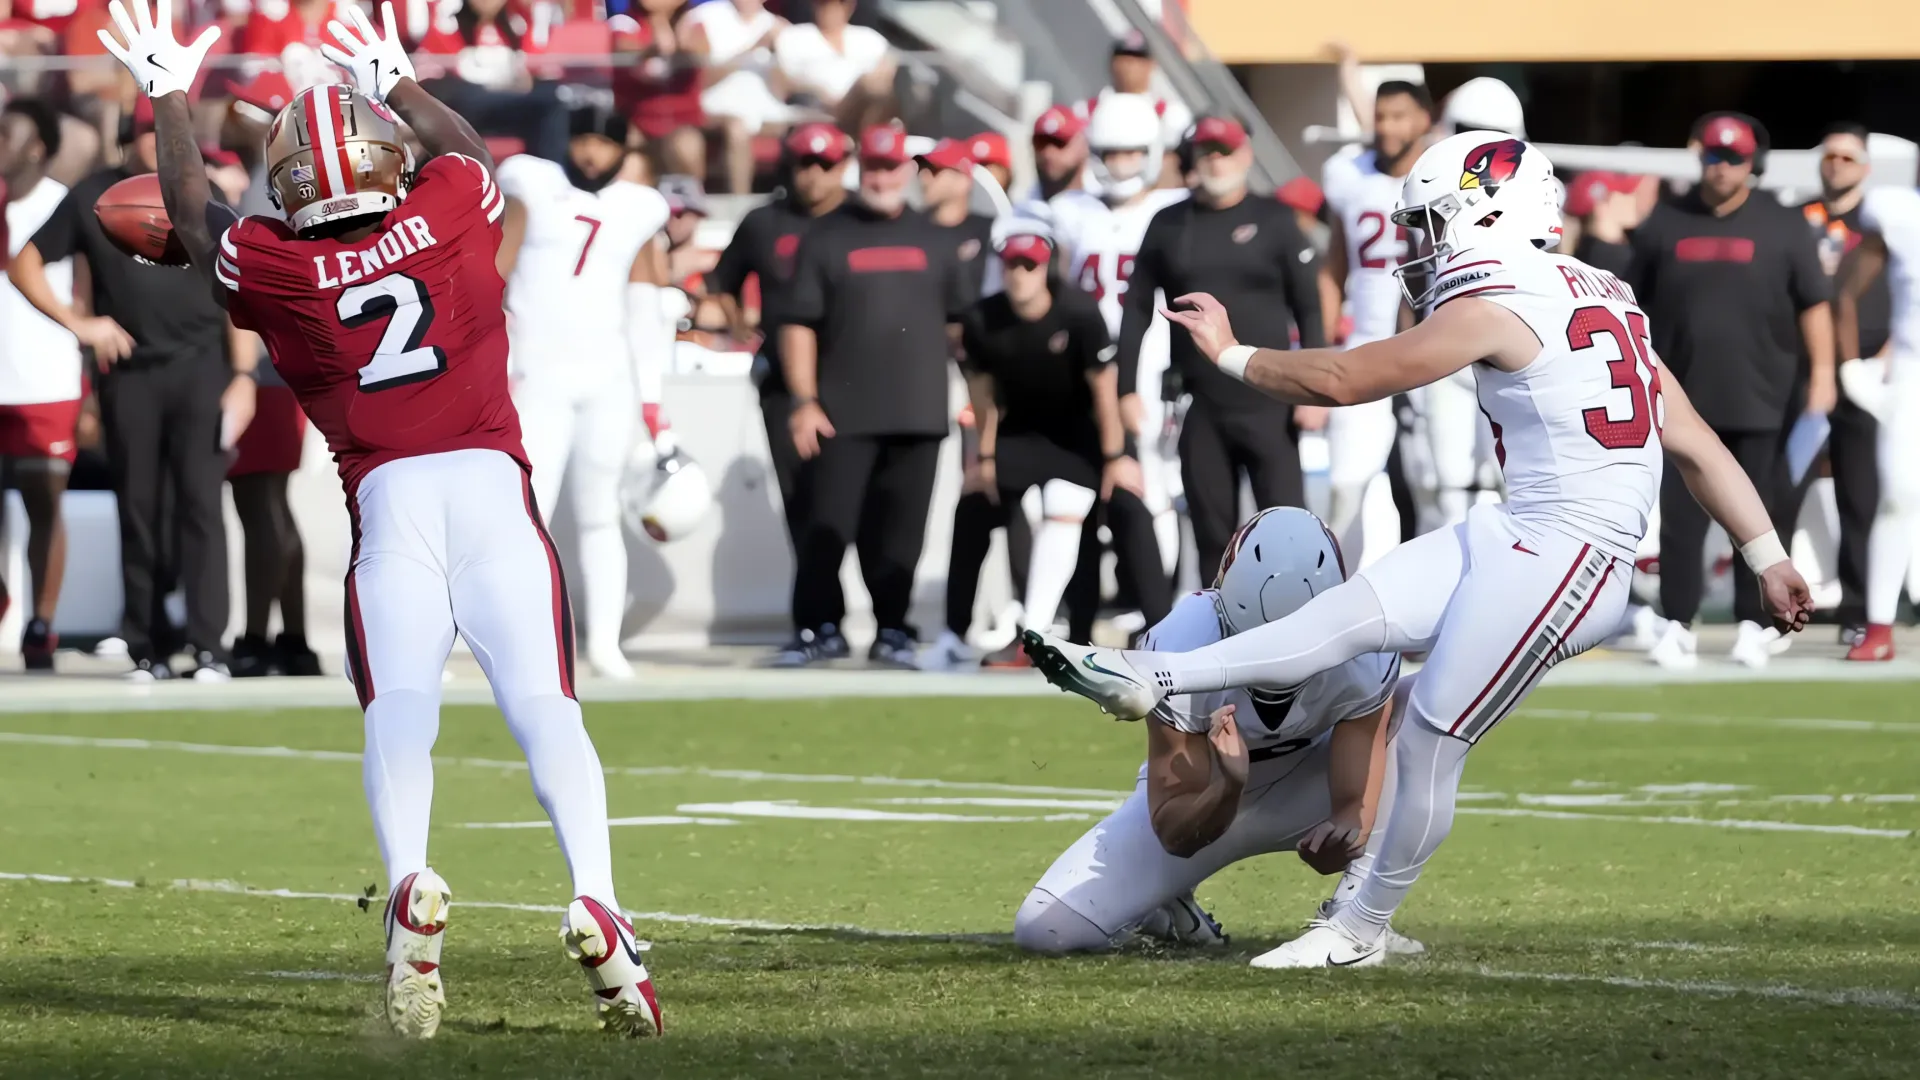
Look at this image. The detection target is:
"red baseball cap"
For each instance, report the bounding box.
[1700,115,1758,158]
[916,138,974,174]
[967,132,1011,169]
[998,233,1053,264]
[1275,175,1325,217]
[785,122,849,164]
[1032,105,1085,145]
[1563,171,1641,217]
[1190,116,1248,153]
[859,123,911,166]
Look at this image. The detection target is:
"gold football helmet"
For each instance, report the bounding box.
[265,84,413,233]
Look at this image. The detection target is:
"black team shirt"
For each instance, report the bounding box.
[1626,190,1830,432]
[786,203,970,437]
[706,194,825,394]
[1121,192,1326,413]
[942,211,997,308]
[1800,196,1892,358]
[960,283,1111,455]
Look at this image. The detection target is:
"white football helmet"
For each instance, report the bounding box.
[620,444,713,543]
[1441,77,1526,139]
[1085,93,1163,202]
[1212,507,1346,637]
[1390,130,1562,308]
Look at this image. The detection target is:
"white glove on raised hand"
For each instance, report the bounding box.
[321,1,416,103]
[96,0,221,99]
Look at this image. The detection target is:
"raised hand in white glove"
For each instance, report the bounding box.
[320,1,416,103]
[96,0,221,99]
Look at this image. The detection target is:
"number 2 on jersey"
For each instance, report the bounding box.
[1566,305,1662,450]
[339,274,448,392]
[1355,210,1409,270]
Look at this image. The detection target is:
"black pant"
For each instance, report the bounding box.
[943,490,1031,638]
[791,433,942,634]
[1061,488,1172,643]
[1179,402,1305,581]
[98,359,230,659]
[1660,426,1779,626]
[1827,397,1879,625]
[758,383,834,631]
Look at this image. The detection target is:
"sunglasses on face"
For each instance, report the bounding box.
[1195,141,1239,158]
[1700,147,1749,167]
[1032,135,1073,150]
[1003,258,1045,272]
[796,156,839,171]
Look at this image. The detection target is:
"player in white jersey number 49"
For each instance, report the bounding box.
[1024,132,1814,967]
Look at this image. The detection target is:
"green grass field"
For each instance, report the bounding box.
[3,681,1918,1079]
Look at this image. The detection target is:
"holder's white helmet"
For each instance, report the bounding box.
[1213,507,1346,637]
[1085,93,1163,202]
[621,445,713,543]
[1390,131,1562,308]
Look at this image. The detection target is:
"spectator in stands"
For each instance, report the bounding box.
[1084,31,1190,189]
[10,100,250,680]
[415,0,570,162]
[241,0,355,90]
[658,173,713,287]
[968,132,1012,195]
[612,0,709,181]
[1030,105,1086,202]
[683,0,790,193]
[917,138,992,302]
[1626,112,1834,670]
[1802,122,1887,647]
[0,97,78,670]
[775,0,893,132]
[775,124,971,668]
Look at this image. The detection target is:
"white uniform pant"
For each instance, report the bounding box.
[1408,370,1485,530]
[1018,736,1340,943]
[1867,365,1920,624]
[514,368,636,657]
[345,448,575,708]
[1325,396,1401,568]
[1136,321,1182,576]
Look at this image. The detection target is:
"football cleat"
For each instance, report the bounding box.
[1019,629,1164,720]
[383,869,451,1039]
[1846,623,1895,662]
[1134,892,1226,947]
[588,646,636,680]
[1249,917,1385,970]
[561,897,663,1037]
[1316,900,1424,956]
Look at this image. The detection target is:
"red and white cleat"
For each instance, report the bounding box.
[383,869,451,1039]
[561,897,663,1037]
[1846,623,1895,662]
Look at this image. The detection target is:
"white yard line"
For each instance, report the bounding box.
[1516,707,1920,734]
[1454,965,1920,1012]
[1459,807,1911,838]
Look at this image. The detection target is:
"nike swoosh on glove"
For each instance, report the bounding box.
[321,0,417,103]
[96,0,221,99]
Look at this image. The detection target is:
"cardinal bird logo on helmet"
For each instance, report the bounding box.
[1460,139,1527,193]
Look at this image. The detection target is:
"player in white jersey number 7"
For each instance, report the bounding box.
[1023,132,1815,968]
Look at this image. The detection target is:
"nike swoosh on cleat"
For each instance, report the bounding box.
[1329,950,1381,967]
[1081,654,1132,681]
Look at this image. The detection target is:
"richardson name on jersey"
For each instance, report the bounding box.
[1557,262,1636,304]
[311,216,440,288]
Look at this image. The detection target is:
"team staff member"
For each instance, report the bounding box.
[708,122,852,648]
[1801,123,1889,645]
[10,99,252,681]
[1121,115,1326,578]
[917,138,995,301]
[1627,112,1834,670]
[1030,105,1087,203]
[777,123,972,668]
[0,98,78,670]
[964,226,1170,665]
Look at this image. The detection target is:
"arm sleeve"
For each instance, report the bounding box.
[1117,212,1167,397]
[27,183,83,263]
[1079,301,1114,373]
[1786,210,1834,310]
[786,231,828,326]
[706,209,756,299]
[1278,208,1327,349]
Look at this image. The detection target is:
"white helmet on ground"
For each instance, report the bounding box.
[1441,77,1525,139]
[1390,130,1562,307]
[620,445,713,543]
[1213,507,1346,637]
[1085,93,1163,202]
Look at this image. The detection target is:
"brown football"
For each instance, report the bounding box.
[94,173,190,266]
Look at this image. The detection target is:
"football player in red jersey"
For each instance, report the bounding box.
[96,0,662,1040]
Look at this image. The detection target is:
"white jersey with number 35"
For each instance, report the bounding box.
[1429,240,1664,560]
[495,155,670,373]
[1323,149,1410,346]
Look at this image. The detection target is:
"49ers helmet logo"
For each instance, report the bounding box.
[1459,139,1526,193]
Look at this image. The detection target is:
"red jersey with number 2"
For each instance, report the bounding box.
[218,153,522,495]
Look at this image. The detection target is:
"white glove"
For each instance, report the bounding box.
[96,0,221,99]
[321,1,416,103]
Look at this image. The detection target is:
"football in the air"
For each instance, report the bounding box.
[94,173,190,265]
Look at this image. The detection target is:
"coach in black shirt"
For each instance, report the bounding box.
[10,103,247,679]
[777,124,971,668]
[1123,116,1326,578]
[918,138,996,305]
[1626,112,1834,653]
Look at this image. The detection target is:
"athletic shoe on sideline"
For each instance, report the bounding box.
[765,624,850,668]
[276,633,325,677]
[21,618,56,672]
[384,869,451,1039]
[980,640,1033,669]
[868,628,919,670]
[126,657,174,682]
[1846,623,1895,662]
[1646,620,1698,671]
[916,630,976,671]
[560,896,663,1037]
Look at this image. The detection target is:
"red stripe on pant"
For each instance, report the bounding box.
[1462,560,1617,743]
[518,469,577,699]
[1448,543,1591,737]
[344,500,374,709]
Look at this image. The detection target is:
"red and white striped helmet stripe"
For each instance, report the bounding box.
[301,85,357,199]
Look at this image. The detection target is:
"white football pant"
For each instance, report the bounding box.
[1412,370,1484,531]
[1325,397,1401,569]
[1867,367,1920,625]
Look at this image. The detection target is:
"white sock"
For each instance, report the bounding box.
[363,689,441,892]
[1866,507,1915,626]
[1025,481,1096,633]
[502,694,619,906]
[577,515,629,656]
[1123,576,1390,694]
[1327,481,1366,551]
[1325,736,1397,912]
[1332,716,1470,944]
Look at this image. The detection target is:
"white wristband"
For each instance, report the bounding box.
[1217,344,1256,381]
[1739,530,1790,573]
